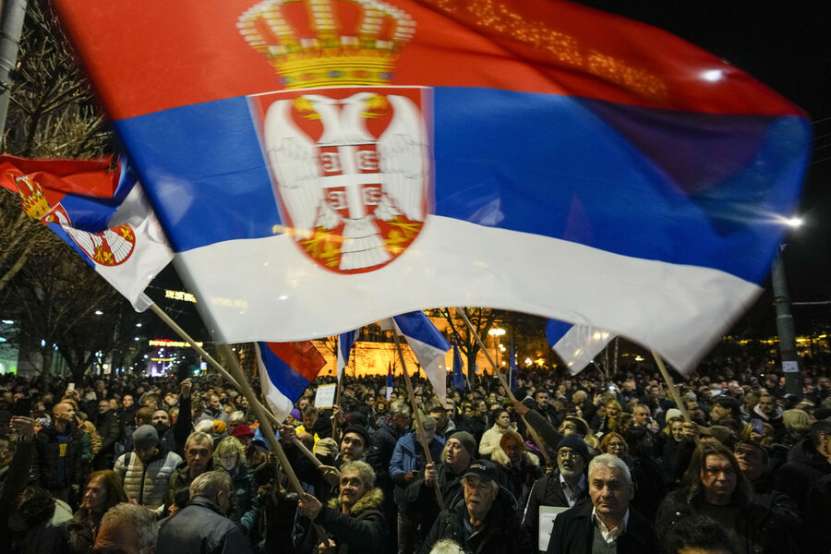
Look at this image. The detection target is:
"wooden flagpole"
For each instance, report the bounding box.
[651,350,691,422]
[458,308,553,466]
[391,326,446,511]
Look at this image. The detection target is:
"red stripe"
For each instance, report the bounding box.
[54,1,801,120]
[0,155,119,198]
[268,341,326,382]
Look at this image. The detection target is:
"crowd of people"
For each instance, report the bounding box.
[0,354,830,553]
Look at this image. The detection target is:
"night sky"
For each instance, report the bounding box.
[575,2,831,336]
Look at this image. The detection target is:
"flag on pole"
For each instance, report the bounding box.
[386,363,394,401]
[391,311,450,403]
[0,156,173,311]
[55,1,811,373]
[451,342,466,393]
[256,341,326,422]
[508,335,518,391]
[547,320,614,375]
[336,330,357,382]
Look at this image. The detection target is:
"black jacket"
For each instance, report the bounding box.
[34,422,84,492]
[773,438,831,512]
[522,471,587,542]
[296,487,389,554]
[545,500,657,554]
[157,496,254,554]
[420,487,530,554]
[93,410,121,468]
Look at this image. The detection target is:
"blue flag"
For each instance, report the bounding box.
[336,330,357,382]
[451,342,466,392]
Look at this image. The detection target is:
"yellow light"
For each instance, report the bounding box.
[148,339,203,348]
[488,327,506,337]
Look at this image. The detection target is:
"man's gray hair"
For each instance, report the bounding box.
[389,400,411,418]
[100,503,158,554]
[341,460,376,488]
[190,470,232,500]
[588,453,633,487]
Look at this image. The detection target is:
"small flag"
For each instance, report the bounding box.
[451,342,466,392]
[0,155,173,311]
[391,311,450,404]
[509,335,518,391]
[385,363,394,401]
[546,320,614,375]
[336,330,357,382]
[256,341,326,422]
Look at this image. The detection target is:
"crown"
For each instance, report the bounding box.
[238,0,415,89]
[16,175,51,221]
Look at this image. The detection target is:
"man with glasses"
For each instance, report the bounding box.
[421,460,529,553]
[522,436,590,550]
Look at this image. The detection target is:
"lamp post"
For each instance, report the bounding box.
[488,327,505,374]
[773,216,803,398]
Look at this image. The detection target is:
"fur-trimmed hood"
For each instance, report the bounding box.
[326,487,384,515]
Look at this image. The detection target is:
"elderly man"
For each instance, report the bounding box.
[297,460,389,553]
[94,503,159,554]
[421,459,528,553]
[166,431,214,512]
[522,435,589,545]
[546,453,657,553]
[157,470,253,554]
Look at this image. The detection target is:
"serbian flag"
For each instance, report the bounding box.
[336,330,357,382]
[0,155,173,311]
[256,341,327,422]
[54,1,811,373]
[547,320,614,375]
[391,311,450,403]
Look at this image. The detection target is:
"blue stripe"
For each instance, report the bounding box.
[394,311,449,351]
[339,331,357,366]
[258,342,310,402]
[546,320,573,347]
[115,87,810,284]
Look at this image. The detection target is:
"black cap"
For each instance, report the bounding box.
[342,424,370,447]
[463,459,499,483]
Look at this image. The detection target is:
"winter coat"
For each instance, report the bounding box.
[401,461,468,537]
[656,488,799,554]
[156,496,254,554]
[491,446,541,510]
[65,509,101,554]
[166,460,214,512]
[522,470,588,542]
[296,487,389,554]
[34,422,84,493]
[94,410,121,467]
[420,487,530,554]
[114,449,182,510]
[389,432,444,509]
[227,465,256,525]
[478,425,508,457]
[545,500,658,554]
[773,438,831,512]
[0,437,35,552]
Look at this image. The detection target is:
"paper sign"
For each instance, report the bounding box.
[539,506,569,552]
[782,360,799,373]
[314,383,337,409]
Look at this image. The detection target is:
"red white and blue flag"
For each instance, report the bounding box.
[336,330,357,382]
[0,156,173,311]
[54,1,811,372]
[255,340,327,422]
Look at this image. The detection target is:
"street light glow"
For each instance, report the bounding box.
[784,216,804,229]
[94,310,104,316]
[488,327,506,337]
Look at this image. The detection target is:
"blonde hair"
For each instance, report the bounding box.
[213,436,246,466]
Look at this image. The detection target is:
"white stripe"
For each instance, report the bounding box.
[177,215,760,374]
[256,347,294,423]
[554,325,613,375]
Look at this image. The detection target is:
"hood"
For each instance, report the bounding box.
[326,487,384,515]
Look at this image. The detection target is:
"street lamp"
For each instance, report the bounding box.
[488,327,506,370]
[773,215,802,397]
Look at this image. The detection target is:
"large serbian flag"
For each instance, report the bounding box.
[256,341,327,422]
[54,1,811,372]
[0,156,173,311]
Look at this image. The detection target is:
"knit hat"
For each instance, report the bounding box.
[133,424,159,450]
[342,424,371,447]
[783,409,811,433]
[556,435,589,462]
[448,430,477,457]
[212,419,227,434]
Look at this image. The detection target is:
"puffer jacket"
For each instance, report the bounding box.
[296,487,389,554]
[114,449,182,510]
